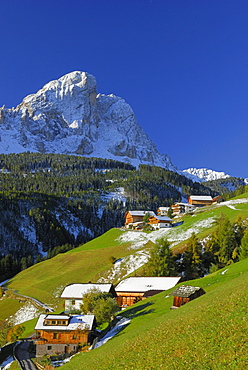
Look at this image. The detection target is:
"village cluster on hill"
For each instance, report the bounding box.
[124,195,223,230]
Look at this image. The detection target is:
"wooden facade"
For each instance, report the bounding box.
[212,195,224,203]
[124,211,155,228]
[171,203,195,215]
[170,285,206,308]
[148,215,172,229]
[188,196,213,207]
[157,207,169,216]
[116,292,144,308]
[116,277,181,308]
[35,314,95,357]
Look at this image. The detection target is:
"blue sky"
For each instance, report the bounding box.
[1,0,247,178]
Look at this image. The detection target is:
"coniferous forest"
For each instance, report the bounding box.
[0,152,233,280]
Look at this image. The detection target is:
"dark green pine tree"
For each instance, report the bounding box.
[145,238,175,277]
[239,230,248,260]
[183,232,203,280]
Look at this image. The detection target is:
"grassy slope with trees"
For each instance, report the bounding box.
[0,152,217,281]
[62,258,248,370]
[4,191,248,309]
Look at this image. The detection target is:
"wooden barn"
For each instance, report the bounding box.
[35,314,96,357]
[188,195,213,207]
[60,283,116,311]
[170,285,206,308]
[148,215,173,229]
[124,210,156,228]
[115,277,181,308]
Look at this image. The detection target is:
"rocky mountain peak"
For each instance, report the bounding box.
[182,168,231,182]
[0,71,176,171]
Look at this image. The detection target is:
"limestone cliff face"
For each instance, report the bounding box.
[0,71,176,170]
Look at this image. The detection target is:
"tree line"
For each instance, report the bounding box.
[144,214,248,280]
[0,152,219,279]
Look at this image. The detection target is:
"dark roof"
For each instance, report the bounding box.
[170,285,205,298]
[143,290,163,298]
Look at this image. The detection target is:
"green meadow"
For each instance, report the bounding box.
[1,193,247,368]
[5,229,132,309]
[62,258,248,370]
[5,195,248,309]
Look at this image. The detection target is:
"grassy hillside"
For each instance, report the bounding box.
[5,229,132,308]
[62,258,248,370]
[1,193,247,354]
[4,195,248,308]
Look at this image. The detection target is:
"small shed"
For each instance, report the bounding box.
[170,285,206,308]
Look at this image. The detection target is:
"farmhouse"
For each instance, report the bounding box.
[171,202,196,215]
[157,207,169,216]
[115,276,181,308]
[35,313,96,356]
[124,210,156,228]
[212,195,224,203]
[188,195,213,207]
[170,285,206,308]
[61,283,116,311]
[148,215,173,229]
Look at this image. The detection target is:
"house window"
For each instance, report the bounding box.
[62,321,67,325]
[72,335,77,340]
[71,299,75,305]
[53,333,58,339]
[57,321,61,325]
[47,345,52,350]
[52,320,56,325]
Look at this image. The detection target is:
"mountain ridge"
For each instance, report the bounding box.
[0,71,176,171]
[182,167,231,182]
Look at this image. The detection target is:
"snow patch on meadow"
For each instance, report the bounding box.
[94,317,130,349]
[118,217,216,247]
[97,250,149,283]
[218,198,248,210]
[8,302,40,325]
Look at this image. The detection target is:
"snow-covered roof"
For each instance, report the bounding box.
[35,314,95,331]
[60,283,113,299]
[45,314,70,320]
[128,210,156,217]
[115,277,181,293]
[150,215,172,222]
[189,196,213,201]
[157,207,169,210]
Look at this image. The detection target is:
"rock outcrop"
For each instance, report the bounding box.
[0,71,176,170]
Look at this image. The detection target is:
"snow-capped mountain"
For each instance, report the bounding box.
[182,168,231,182]
[0,71,176,170]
